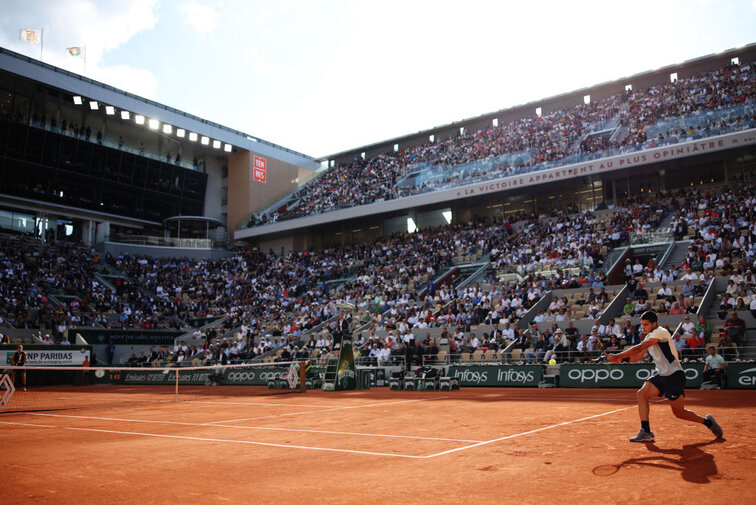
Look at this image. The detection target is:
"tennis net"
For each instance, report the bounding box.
[0,360,316,414]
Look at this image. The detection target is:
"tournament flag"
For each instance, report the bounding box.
[19,29,42,43]
[65,46,85,57]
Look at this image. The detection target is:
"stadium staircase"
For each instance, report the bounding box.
[659,240,692,270]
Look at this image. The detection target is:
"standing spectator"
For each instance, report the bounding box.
[106,340,115,364]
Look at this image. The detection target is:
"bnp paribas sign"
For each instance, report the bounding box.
[559,364,704,388]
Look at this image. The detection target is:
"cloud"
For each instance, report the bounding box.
[0,0,160,98]
[181,2,219,36]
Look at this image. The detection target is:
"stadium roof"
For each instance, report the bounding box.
[0,46,319,169]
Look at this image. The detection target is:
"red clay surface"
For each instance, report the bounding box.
[1,387,754,505]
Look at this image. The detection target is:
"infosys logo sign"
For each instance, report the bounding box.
[453,369,489,384]
[497,369,535,383]
[451,368,536,384]
[737,367,756,387]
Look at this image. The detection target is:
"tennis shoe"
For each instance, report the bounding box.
[629,429,654,442]
[705,414,723,438]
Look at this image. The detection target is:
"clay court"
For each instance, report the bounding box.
[1,387,754,504]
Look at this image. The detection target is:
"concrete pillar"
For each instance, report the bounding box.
[95,221,110,243]
[81,220,94,246]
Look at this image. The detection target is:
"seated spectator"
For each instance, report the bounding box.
[722,310,746,347]
[703,346,727,388]
[680,315,696,337]
[669,301,686,315]
[683,331,706,360]
[672,332,686,355]
[623,297,636,316]
[424,339,438,363]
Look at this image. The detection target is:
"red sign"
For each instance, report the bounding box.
[253,156,266,183]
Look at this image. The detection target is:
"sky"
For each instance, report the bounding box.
[1,0,755,158]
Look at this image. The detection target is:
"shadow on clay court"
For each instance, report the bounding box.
[593,438,725,483]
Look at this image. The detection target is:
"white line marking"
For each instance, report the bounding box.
[0,420,427,459]
[189,401,342,408]
[423,406,634,458]
[207,397,446,425]
[27,412,482,443]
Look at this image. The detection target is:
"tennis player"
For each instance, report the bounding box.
[11,345,27,391]
[607,311,723,442]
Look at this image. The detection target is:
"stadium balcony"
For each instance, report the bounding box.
[240,60,754,233]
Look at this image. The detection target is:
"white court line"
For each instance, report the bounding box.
[27,412,482,443]
[0,420,426,459]
[189,401,343,408]
[423,406,635,458]
[207,397,446,425]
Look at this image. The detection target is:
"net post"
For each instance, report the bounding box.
[299,361,306,393]
[174,367,179,402]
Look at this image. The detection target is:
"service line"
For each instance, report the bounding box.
[27,412,481,443]
[206,396,447,425]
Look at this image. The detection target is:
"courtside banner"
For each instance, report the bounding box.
[99,366,325,386]
[725,362,756,389]
[75,328,182,346]
[2,346,91,366]
[448,365,542,386]
[559,363,704,388]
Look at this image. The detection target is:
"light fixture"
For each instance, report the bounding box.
[105,105,115,115]
[201,136,210,145]
[189,132,198,142]
[120,110,130,120]
[407,217,417,233]
[212,139,221,149]
[163,124,173,134]
[135,115,145,125]
[176,128,186,138]
[73,96,83,105]
[148,118,160,130]
[223,143,232,152]
[89,101,99,110]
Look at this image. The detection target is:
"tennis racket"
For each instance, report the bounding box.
[591,334,609,363]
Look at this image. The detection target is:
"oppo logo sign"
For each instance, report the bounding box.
[225,371,284,381]
[567,368,624,383]
[227,372,257,381]
[635,367,699,381]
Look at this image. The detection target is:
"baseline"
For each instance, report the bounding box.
[0,420,429,459]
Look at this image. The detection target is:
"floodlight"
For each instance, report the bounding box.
[189,132,198,142]
[135,115,145,125]
[89,101,99,110]
[121,110,130,120]
[105,105,115,115]
[73,96,83,105]
[163,124,173,134]
[407,217,417,233]
[212,140,221,149]
[201,136,210,145]
[176,128,186,138]
[223,143,232,152]
[148,118,160,130]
